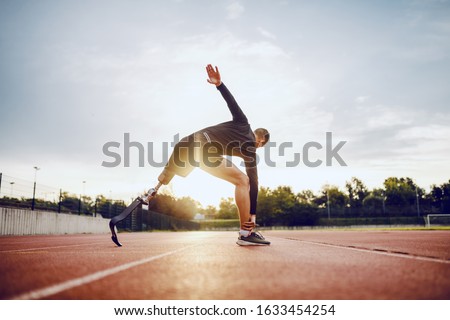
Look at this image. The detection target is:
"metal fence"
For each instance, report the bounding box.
[0,172,127,216]
[0,172,199,232]
[0,173,61,202]
[115,205,200,232]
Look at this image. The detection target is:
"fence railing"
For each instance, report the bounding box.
[114,205,200,232]
[0,172,129,217]
[0,206,110,235]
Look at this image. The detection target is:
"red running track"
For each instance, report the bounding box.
[0,230,449,300]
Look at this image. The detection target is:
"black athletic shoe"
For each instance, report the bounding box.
[236,231,270,246]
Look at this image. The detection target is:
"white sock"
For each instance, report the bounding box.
[239,229,251,237]
[251,215,256,224]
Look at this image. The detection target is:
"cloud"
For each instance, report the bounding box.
[380,124,450,175]
[395,124,450,141]
[391,0,450,63]
[226,2,244,20]
[394,124,450,159]
[355,96,370,104]
[257,27,277,40]
[366,105,414,129]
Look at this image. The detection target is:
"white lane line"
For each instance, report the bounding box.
[277,237,450,264]
[1,236,159,253]
[11,244,198,300]
[1,238,160,253]
[1,243,99,253]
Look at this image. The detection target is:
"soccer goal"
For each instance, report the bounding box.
[425,214,450,227]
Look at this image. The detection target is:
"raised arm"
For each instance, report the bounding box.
[206,64,248,123]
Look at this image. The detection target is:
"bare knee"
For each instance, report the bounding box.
[235,174,249,189]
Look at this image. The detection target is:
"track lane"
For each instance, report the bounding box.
[269,230,450,260]
[0,233,212,299]
[1,231,449,299]
[41,232,450,299]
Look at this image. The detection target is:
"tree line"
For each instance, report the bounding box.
[208,177,450,226]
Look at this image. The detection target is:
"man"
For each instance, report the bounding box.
[156,64,270,246]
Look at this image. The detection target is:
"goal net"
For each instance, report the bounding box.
[425,214,450,227]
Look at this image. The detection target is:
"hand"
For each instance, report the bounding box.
[242,221,255,231]
[206,64,222,86]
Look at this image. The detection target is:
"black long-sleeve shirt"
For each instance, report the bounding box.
[198,83,259,214]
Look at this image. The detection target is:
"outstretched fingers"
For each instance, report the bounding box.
[206,64,214,75]
[206,64,221,85]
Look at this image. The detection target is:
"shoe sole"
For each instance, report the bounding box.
[236,239,270,246]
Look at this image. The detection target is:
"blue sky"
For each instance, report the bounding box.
[1,0,449,206]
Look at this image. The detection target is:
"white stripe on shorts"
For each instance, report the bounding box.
[203,132,211,143]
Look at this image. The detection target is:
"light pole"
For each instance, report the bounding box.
[82,181,86,215]
[32,166,40,210]
[415,186,420,218]
[109,190,112,217]
[10,182,15,197]
[326,189,331,220]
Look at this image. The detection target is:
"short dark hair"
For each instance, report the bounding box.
[254,128,270,147]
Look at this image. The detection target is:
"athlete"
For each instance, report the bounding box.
[156,64,270,246]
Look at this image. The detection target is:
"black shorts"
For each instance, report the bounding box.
[163,132,224,178]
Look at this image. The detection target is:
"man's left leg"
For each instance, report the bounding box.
[198,157,270,245]
[199,157,251,230]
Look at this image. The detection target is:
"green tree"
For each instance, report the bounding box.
[316,185,348,209]
[173,196,199,220]
[429,184,443,209]
[428,180,450,213]
[283,202,319,226]
[346,177,369,209]
[257,186,320,226]
[383,177,424,206]
[199,205,218,219]
[256,187,276,226]
[442,180,450,212]
[148,193,176,216]
[383,177,427,216]
[362,188,386,216]
[94,195,114,218]
[297,189,316,205]
[384,177,414,206]
[271,186,297,214]
[60,192,81,213]
[216,197,237,219]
